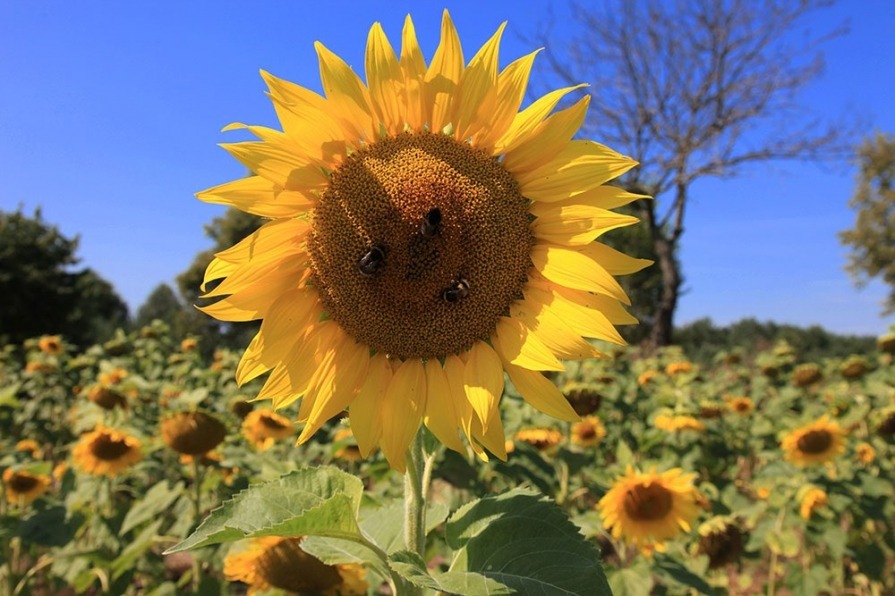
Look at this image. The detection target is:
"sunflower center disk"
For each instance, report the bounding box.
[309,132,533,359]
[624,484,674,521]
[10,474,38,492]
[258,539,342,592]
[797,429,832,454]
[92,437,132,461]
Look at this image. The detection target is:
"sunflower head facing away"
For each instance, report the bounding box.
[598,467,702,553]
[197,11,647,470]
[161,411,227,456]
[72,426,142,477]
[241,409,295,451]
[781,415,845,467]
[3,467,51,506]
[224,536,367,595]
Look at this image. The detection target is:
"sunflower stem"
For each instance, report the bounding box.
[403,430,429,595]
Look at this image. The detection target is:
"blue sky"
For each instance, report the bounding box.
[1,1,893,336]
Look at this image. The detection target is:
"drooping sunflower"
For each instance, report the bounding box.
[799,486,828,520]
[161,411,227,456]
[697,516,744,569]
[3,467,51,506]
[570,415,606,447]
[197,11,646,470]
[792,363,823,388]
[515,427,563,451]
[224,536,367,595]
[561,381,602,416]
[241,409,295,451]
[781,415,845,467]
[72,426,142,477]
[725,396,754,415]
[598,466,702,552]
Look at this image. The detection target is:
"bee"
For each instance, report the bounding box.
[357,244,386,276]
[419,207,442,238]
[441,277,470,303]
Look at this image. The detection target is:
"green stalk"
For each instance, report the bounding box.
[402,430,435,596]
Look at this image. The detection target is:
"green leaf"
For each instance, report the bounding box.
[111,520,163,580]
[360,501,452,555]
[301,535,391,579]
[165,466,364,553]
[653,553,714,595]
[615,440,635,467]
[446,488,610,595]
[120,480,184,536]
[852,541,886,580]
[766,528,800,557]
[19,505,83,547]
[609,566,654,596]
[0,383,21,407]
[388,550,444,591]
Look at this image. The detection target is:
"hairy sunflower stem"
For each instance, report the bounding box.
[403,430,429,596]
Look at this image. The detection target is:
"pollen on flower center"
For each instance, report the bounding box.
[624,484,674,521]
[797,429,832,454]
[308,131,534,359]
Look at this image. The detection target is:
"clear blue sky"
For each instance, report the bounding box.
[1,1,893,336]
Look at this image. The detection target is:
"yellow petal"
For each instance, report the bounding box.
[366,22,404,136]
[299,340,370,442]
[517,141,638,201]
[510,301,603,360]
[578,242,653,276]
[196,175,316,218]
[214,218,309,265]
[529,276,638,325]
[454,22,506,141]
[201,250,307,300]
[197,259,308,323]
[546,185,650,211]
[315,41,375,142]
[494,84,586,154]
[468,399,508,462]
[503,362,580,422]
[399,15,427,130]
[530,243,631,304]
[380,359,426,472]
[444,354,475,448]
[523,286,625,345]
[476,50,540,151]
[503,95,590,173]
[221,142,329,192]
[425,10,463,132]
[349,353,392,457]
[268,321,342,408]
[531,203,639,246]
[423,360,466,454]
[492,316,564,371]
[201,257,237,292]
[463,342,504,433]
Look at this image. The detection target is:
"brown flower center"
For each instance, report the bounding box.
[308,132,533,359]
[624,483,674,521]
[577,425,597,440]
[91,435,133,461]
[257,538,342,592]
[9,472,39,493]
[797,429,833,454]
[260,414,287,430]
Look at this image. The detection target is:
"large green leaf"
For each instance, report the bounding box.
[653,553,713,595]
[165,466,364,553]
[120,480,184,536]
[388,551,511,595]
[360,500,452,555]
[446,488,610,595]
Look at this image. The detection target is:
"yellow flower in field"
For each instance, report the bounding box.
[855,442,876,464]
[241,410,295,451]
[840,355,869,379]
[99,368,128,386]
[654,413,705,433]
[697,517,744,569]
[38,335,64,355]
[637,370,659,386]
[15,439,43,458]
[180,337,199,352]
[665,361,693,377]
[161,411,227,456]
[792,363,823,388]
[781,416,845,467]
[197,11,646,471]
[72,427,142,477]
[24,361,55,374]
[755,486,771,500]
[515,427,563,451]
[571,415,606,447]
[224,536,367,595]
[3,468,51,506]
[87,385,128,410]
[799,486,828,520]
[725,396,754,415]
[598,466,702,552]
[561,382,602,415]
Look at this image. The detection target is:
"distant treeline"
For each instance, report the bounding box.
[673,317,879,365]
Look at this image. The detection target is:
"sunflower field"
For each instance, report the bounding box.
[1,323,893,595]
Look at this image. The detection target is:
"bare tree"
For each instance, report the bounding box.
[531,0,849,347]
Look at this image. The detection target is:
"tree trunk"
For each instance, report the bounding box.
[649,234,681,348]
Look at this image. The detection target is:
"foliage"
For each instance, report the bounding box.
[0,207,129,347]
[532,0,849,347]
[840,133,895,314]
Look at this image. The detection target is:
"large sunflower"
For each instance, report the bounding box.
[781,415,845,467]
[198,11,646,470]
[598,466,701,552]
[72,426,142,477]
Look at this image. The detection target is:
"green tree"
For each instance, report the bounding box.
[135,283,186,328]
[0,207,129,346]
[840,133,895,314]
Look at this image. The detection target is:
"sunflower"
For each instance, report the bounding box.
[181,337,199,353]
[792,363,823,388]
[161,411,227,456]
[637,370,658,386]
[571,415,606,447]
[515,427,563,451]
[242,409,295,451]
[562,381,602,415]
[15,439,43,459]
[224,536,367,595]
[654,413,705,433]
[878,331,895,354]
[855,442,876,464]
[598,466,701,552]
[781,415,845,466]
[197,11,646,471]
[799,486,828,520]
[839,355,869,379]
[725,396,754,415]
[664,361,693,377]
[87,385,128,410]
[37,335,64,355]
[72,427,142,477]
[333,428,363,462]
[697,517,744,569]
[3,468,51,506]
[98,368,128,386]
